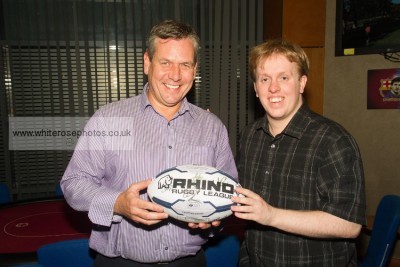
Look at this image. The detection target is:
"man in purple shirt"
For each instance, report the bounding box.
[61,20,237,267]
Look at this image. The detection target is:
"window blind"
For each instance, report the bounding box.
[0,0,263,200]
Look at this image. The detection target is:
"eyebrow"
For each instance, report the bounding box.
[158,58,194,65]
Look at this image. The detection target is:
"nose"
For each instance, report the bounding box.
[168,64,181,81]
[268,79,280,93]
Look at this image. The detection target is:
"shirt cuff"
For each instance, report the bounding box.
[111,214,123,223]
[88,187,121,226]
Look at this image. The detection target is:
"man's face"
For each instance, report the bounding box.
[144,38,197,112]
[253,54,307,126]
[391,81,400,96]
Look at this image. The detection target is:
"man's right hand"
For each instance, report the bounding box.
[113,179,168,225]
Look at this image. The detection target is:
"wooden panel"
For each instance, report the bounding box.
[263,0,325,114]
[282,0,326,47]
[263,0,283,39]
[303,47,324,115]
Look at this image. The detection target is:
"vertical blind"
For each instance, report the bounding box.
[0,0,263,200]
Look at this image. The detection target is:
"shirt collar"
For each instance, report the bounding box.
[255,104,312,139]
[283,104,312,139]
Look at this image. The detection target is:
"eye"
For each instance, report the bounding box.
[160,61,170,66]
[181,63,193,70]
[260,77,270,83]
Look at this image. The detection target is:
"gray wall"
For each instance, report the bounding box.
[324,0,400,257]
[324,0,400,215]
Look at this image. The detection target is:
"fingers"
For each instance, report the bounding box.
[211,220,221,227]
[188,220,221,229]
[231,201,260,222]
[114,179,169,225]
[136,196,166,213]
[188,222,206,229]
[127,179,166,213]
[230,186,269,224]
[127,198,168,225]
[131,179,152,192]
[130,206,168,225]
[234,186,261,199]
[231,186,266,206]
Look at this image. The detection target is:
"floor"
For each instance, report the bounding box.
[1,251,400,266]
[0,253,37,266]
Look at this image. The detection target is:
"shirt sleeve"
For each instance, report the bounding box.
[61,112,121,227]
[317,135,366,225]
[214,123,238,181]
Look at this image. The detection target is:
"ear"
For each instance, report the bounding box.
[299,75,307,94]
[253,82,259,98]
[144,52,150,75]
[192,62,198,78]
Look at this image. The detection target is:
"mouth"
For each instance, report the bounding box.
[269,97,283,103]
[164,83,180,89]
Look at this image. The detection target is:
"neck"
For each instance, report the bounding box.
[267,117,288,137]
[268,123,282,137]
[146,89,181,122]
[157,105,180,122]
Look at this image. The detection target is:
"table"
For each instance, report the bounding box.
[0,198,91,254]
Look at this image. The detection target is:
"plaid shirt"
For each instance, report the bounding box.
[237,104,366,267]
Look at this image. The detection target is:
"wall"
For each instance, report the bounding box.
[265,0,400,260]
[264,0,326,115]
[324,0,400,215]
[263,0,400,214]
[324,0,400,259]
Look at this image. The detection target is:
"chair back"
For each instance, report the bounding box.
[203,234,240,267]
[359,195,400,267]
[0,182,11,204]
[55,183,63,197]
[37,238,95,267]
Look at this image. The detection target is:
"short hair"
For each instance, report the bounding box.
[146,20,200,63]
[391,76,400,85]
[249,39,310,81]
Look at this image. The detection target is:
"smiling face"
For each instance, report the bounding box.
[144,37,197,119]
[391,81,400,96]
[254,54,307,129]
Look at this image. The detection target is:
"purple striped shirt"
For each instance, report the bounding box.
[61,84,238,263]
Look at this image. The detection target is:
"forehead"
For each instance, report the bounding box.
[153,38,195,58]
[257,54,298,74]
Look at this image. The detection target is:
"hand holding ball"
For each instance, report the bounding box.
[147,165,240,223]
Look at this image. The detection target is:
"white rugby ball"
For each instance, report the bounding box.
[147,164,240,223]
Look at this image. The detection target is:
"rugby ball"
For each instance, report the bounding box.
[147,164,240,223]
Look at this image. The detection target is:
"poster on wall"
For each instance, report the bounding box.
[367,68,400,109]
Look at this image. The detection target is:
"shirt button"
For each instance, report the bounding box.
[271,144,275,148]
[165,247,168,250]
[168,145,172,149]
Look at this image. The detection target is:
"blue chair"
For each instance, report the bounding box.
[0,182,12,204]
[37,238,95,267]
[359,195,400,267]
[203,234,240,267]
[55,182,63,197]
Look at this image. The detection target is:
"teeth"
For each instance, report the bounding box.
[270,97,282,103]
[165,84,179,89]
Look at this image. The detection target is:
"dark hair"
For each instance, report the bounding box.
[391,77,400,84]
[249,39,310,81]
[147,20,200,63]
